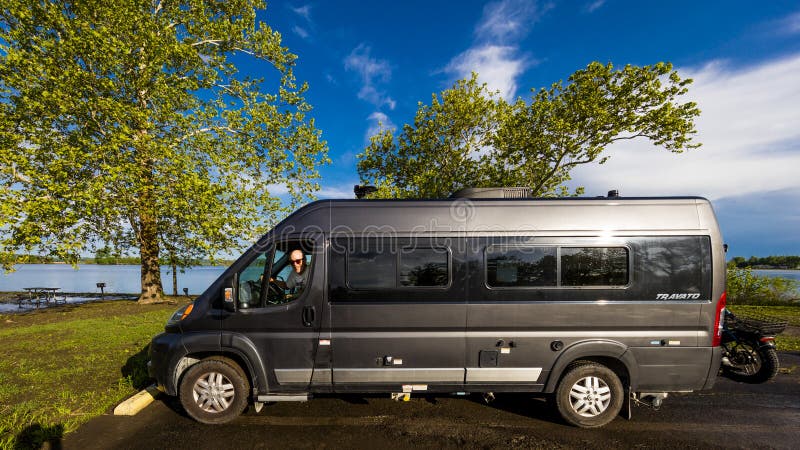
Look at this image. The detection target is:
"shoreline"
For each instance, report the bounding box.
[749,268,800,271]
[0,291,140,303]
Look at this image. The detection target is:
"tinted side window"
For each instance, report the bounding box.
[486,246,557,287]
[400,248,448,287]
[636,236,710,298]
[561,247,629,286]
[347,247,396,289]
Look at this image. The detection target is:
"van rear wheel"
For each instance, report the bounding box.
[179,357,249,424]
[555,361,623,428]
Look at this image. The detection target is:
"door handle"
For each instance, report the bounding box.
[302,306,315,327]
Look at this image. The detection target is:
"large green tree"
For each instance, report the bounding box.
[0,0,329,302]
[358,63,700,199]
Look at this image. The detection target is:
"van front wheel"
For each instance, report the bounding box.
[555,362,623,428]
[179,358,249,424]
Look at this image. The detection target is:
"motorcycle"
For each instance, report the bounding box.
[720,309,788,383]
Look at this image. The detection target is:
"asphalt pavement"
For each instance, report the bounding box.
[64,352,800,449]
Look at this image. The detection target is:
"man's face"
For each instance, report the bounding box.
[290,250,304,273]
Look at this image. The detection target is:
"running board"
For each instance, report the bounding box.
[257,394,311,402]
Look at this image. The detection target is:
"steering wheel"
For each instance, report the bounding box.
[265,275,285,305]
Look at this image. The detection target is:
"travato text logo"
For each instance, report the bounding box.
[656,293,701,300]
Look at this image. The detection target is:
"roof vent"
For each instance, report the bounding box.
[607,189,619,198]
[450,187,533,199]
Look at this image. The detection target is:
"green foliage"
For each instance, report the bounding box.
[726,268,800,305]
[93,246,115,265]
[0,1,329,300]
[358,63,700,199]
[728,255,800,269]
[726,305,800,351]
[0,300,185,448]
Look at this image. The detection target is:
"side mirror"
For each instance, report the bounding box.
[223,274,238,312]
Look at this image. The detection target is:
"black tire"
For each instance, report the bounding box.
[179,357,250,424]
[555,361,624,428]
[723,342,780,384]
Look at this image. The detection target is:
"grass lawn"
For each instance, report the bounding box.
[0,298,189,449]
[0,298,797,449]
[726,304,800,351]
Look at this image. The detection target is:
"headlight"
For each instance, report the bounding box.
[167,302,195,326]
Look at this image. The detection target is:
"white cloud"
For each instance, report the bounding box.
[446,0,546,101]
[292,25,309,39]
[567,54,800,200]
[265,183,290,196]
[445,45,528,101]
[778,11,800,34]
[292,5,312,21]
[475,0,551,43]
[344,44,396,110]
[585,0,606,13]
[365,111,396,141]
[318,184,356,199]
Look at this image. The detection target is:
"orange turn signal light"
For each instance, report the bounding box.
[180,303,194,320]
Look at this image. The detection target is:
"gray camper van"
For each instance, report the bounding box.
[148,189,727,428]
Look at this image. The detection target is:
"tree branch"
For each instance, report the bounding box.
[191,39,223,47]
[9,164,31,183]
[169,126,240,148]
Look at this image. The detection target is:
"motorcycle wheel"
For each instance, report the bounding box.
[722,341,780,383]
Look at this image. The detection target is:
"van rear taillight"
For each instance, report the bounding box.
[712,291,727,347]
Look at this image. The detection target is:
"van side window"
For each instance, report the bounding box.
[348,247,396,289]
[346,242,450,289]
[238,252,268,309]
[265,240,314,304]
[561,247,629,286]
[237,239,314,308]
[400,248,448,287]
[486,247,557,287]
[485,245,629,289]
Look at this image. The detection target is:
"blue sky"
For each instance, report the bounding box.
[251,1,800,258]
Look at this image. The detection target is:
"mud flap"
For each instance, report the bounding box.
[622,386,632,420]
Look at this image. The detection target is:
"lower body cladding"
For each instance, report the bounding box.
[273,347,719,393]
[274,367,545,392]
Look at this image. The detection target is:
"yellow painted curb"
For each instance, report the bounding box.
[113,384,160,416]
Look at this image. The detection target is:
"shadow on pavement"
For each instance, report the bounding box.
[468,393,566,425]
[14,423,64,450]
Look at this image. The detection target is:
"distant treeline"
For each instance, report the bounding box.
[728,255,800,270]
[12,254,233,267]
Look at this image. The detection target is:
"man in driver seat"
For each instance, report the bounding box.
[275,249,309,293]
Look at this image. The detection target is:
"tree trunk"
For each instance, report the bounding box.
[172,260,178,296]
[137,197,164,303]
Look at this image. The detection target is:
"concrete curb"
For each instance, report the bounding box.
[113,384,161,416]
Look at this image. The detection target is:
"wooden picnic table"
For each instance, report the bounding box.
[20,287,66,307]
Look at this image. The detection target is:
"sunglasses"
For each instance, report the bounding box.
[291,259,304,264]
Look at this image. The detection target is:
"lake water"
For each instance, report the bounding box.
[752,269,800,282]
[0,264,227,294]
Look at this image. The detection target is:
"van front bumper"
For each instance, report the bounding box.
[148,332,185,396]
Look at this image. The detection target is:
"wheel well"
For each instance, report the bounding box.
[561,357,631,387]
[176,352,255,395]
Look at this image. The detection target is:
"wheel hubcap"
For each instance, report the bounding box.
[193,371,235,413]
[568,376,612,417]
